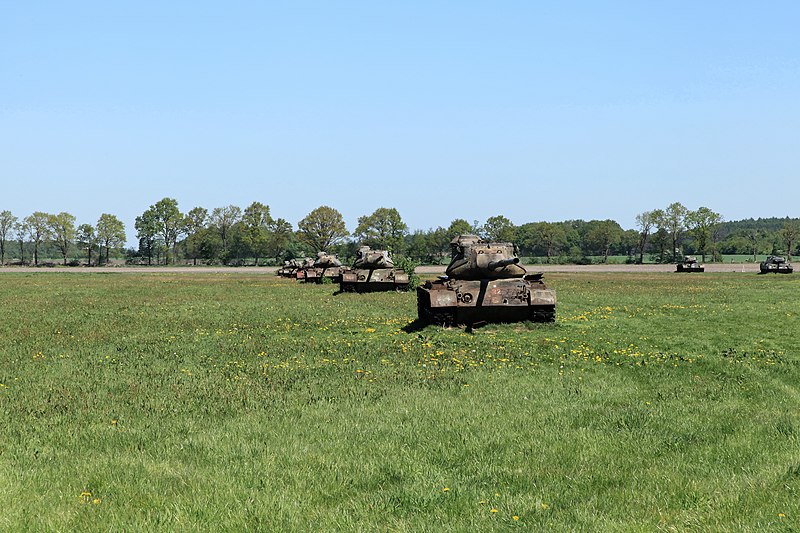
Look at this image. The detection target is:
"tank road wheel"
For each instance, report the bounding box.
[396,283,410,292]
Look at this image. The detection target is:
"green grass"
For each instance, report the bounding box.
[1,272,799,530]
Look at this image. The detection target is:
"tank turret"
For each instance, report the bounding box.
[445,235,527,280]
[352,246,394,269]
[314,251,342,268]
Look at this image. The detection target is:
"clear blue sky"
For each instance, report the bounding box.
[2,1,799,245]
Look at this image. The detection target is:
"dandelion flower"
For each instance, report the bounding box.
[490,508,498,513]
[442,487,450,492]
[513,516,520,521]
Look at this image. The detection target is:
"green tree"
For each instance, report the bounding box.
[76,223,96,266]
[686,207,723,262]
[266,218,293,263]
[446,218,474,240]
[635,210,657,264]
[481,215,517,242]
[135,211,160,265]
[525,222,567,260]
[49,212,77,265]
[145,198,184,264]
[210,205,242,258]
[241,202,272,265]
[0,210,18,266]
[24,212,52,266]
[183,207,209,266]
[96,213,126,265]
[586,220,623,263]
[780,221,800,260]
[659,202,688,261]
[297,206,349,252]
[14,221,28,264]
[354,207,408,254]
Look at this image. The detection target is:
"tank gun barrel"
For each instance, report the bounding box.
[488,257,519,270]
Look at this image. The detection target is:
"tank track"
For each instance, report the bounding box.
[530,308,556,323]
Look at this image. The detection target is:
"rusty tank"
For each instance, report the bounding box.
[302,252,346,283]
[759,255,793,274]
[340,246,409,292]
[416,235,556,326]
[676,255,704,273]
[294,257,316,281]
[277,258,307,278]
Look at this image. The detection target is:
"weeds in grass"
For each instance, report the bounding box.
[0,272,798,530]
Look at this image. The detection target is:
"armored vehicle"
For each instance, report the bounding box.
[417,235,556,326]
[340,246,409,292]
[302,252,346,283]
[294,257,316,281]
[760,255,793,274]
[676,255,704,273]
[277,258,308,278]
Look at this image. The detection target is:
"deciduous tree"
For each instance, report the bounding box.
[49,212,77,265]
[780,221,800,260]
[354,207,408,253]
[686,207,723,262]
[297,206,349,252]
[144,198,184,264]
[24,212,52,266]
[210,205,242,257]
[76,224,96,266]
[96,213,126,265]
[635,210,656,264]
[0,210,17,266]
[481,215,517,242]
[660,202,688,261]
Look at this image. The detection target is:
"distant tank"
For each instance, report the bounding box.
[340,246,409,292]
[759,255,793,274]
[417,235,556,326]
[302,252,346,283]
[294,257,316,281]
[277,258,307,278]
[676,255,704,273]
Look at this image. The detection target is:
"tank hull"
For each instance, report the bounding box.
[417,277,556,326]
[340,268,409,292]
[676,264,704,272]
[759,263,793,274]
[302,266,345,283]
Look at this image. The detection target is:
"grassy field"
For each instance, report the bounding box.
[1,272,798,531]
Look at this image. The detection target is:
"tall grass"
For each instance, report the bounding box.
[0,272,798,530]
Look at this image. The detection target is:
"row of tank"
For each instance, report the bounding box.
[277,239,793,329]
[277,246,411,292]
[676,255,794,274]
[277,236,558,327]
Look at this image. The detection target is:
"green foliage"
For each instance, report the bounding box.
[395,256,420,289]
[298,205,349,252]
[354,207,408,254]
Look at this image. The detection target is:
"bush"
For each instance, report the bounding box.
[396,257,420,290]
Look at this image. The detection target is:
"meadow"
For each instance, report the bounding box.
[1,271,798,531]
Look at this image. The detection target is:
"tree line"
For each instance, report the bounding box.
[1,199,798,267]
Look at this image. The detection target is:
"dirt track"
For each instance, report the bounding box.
[0,263,762,274]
